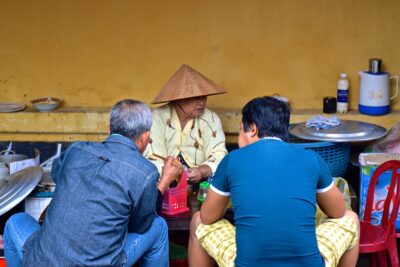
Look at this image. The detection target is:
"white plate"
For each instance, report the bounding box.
[0,102,25,113]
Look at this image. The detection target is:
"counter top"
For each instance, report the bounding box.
[1,107,398,142]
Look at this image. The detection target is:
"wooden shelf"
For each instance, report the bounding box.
[1,107,399,143]
[0,107,109,142]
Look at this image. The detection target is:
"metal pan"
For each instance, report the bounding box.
[289,120,387,142]
[0,166,42,216]
[0,150,28,165]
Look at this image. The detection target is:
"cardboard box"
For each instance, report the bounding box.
[24,192,54,221]
[359,153,400,229]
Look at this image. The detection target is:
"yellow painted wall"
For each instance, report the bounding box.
[0,0,399,110]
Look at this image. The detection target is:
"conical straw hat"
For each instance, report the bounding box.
[151,64,226,104]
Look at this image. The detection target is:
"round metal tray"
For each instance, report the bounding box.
[0,166,42,216]
[289,120,387,142]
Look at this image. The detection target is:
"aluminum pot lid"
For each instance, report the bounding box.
[0,166,42,216]
[289,120,387,142]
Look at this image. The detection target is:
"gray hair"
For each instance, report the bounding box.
[110,99,152,141]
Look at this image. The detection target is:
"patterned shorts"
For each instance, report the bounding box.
[195,219,236,267]
[195,216,358,267]
[316,215,358,267]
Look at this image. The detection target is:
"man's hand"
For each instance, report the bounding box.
[158,156,183,194]
[187,165,212,184]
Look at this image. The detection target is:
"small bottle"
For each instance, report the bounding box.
[197,181,210,206]
[337,73,349,114]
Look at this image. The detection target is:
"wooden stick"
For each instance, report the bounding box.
[152,153,167,162]
[152,153,182,168]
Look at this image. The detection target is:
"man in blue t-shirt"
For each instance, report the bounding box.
[188,96,359,267]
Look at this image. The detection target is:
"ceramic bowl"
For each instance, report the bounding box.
[31,97,62,112]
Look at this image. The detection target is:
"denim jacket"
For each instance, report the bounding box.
[23,134,160,266]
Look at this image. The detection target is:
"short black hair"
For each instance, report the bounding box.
[241,96,290,140]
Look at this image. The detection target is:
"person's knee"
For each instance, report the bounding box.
[344,210,360,228]
[5,213,26,233]
[344,209,360,247]
[152,215,168,244]
[189,211,203,235]
[8,212,27,223]
[153,215,168,234]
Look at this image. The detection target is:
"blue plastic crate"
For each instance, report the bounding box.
[288,136,351,177]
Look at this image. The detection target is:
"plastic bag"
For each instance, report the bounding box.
[369,122,400,153]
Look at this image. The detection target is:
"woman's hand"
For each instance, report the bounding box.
[187,165,212,184]
[187,168,202,183]
[158,156,183,193]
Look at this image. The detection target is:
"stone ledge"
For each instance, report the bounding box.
[1,107,398,142]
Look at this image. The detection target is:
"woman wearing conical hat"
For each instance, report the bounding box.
[145,64,228,184]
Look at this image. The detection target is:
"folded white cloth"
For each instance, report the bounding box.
[306,115,341,130]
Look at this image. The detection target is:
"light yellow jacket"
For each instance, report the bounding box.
[144,104,228,174]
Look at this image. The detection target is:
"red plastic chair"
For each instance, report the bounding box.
[359,160,400,267]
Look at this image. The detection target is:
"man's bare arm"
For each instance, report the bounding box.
[200,189,230,225]
[317,185,346,219]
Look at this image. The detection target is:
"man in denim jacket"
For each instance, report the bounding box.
[4,99,182,266]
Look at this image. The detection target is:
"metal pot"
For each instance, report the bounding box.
[0,150,28,164]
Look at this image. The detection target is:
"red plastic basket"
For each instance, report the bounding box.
[162,171,189,216]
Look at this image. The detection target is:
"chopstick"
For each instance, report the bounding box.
[151,153,181,168]
[152,153,167,162]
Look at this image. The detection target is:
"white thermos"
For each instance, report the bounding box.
[358,59,398,116]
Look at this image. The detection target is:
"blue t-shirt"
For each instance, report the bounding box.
[211,139,333,267]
